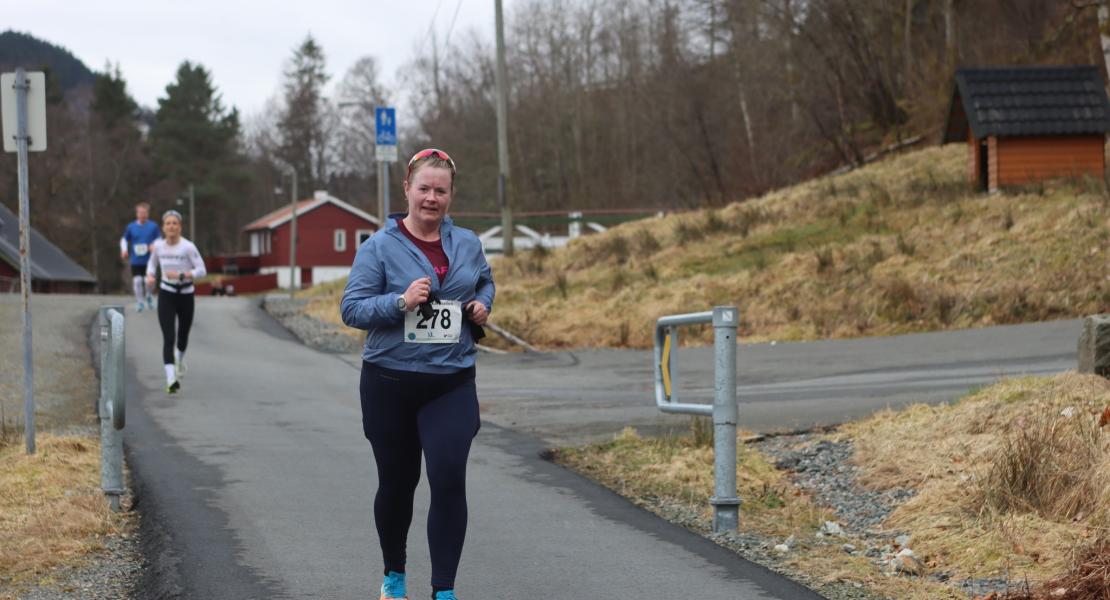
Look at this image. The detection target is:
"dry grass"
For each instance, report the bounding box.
[293,145,1110,350]
[552,423,829,538]
[0,433,134,597]
[555,373,1110,598]
[836,373,1110,583]
[487,146,1110,348]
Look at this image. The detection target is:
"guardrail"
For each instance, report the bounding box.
[98,305,126,512]
[653,306,741,532]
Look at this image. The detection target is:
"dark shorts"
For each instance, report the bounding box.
[130,264,147,278]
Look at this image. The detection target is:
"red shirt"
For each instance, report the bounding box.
[397,218,449,284]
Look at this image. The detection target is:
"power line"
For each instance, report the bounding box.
[444,0,464,48]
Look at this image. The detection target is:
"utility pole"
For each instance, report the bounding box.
[188,183,195,242]
[288,169,299,291]
[494,0,513,256]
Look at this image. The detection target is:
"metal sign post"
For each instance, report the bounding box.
[2,69,47,454]
[375,107,397,225]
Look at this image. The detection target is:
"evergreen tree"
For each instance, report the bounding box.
[277,35,330,191]
[92,63,138,131]
[149,61,250,253]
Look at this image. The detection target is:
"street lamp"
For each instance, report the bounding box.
[175,183,195,241]
[284,169,298,291]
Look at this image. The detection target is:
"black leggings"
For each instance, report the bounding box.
[157,289,194,364]
[360,362,480,589]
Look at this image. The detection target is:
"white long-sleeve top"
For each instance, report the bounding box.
[146,238,207,294]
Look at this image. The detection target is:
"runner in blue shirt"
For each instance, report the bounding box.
[120,202,161,312]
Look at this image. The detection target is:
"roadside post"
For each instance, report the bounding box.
[375,107,397,225]
[653,306,742,531]
[98,306,126,512]
[2,68,48,454]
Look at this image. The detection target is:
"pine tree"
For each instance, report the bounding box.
[277,35,330,192]
[92,64,138,131]
[149,61,250,253]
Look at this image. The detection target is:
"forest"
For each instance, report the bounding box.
[0,0,1105,291]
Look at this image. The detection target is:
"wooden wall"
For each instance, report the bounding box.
[995,135,1105,187]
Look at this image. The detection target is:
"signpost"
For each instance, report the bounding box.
[375,107,397,225]
[2,69,48,454]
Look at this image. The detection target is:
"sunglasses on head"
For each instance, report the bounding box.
[407,148,456,179]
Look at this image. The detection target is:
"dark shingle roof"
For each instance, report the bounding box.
[0,201,96,283]
[942,65,1110,142]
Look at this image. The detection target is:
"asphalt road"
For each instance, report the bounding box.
[449,319,1080,445]
[124,298,825,600]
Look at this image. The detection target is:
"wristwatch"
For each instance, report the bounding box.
[396,294,407,313]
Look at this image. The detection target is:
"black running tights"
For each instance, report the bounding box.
[157,289,194,365]
[360,362,480,590]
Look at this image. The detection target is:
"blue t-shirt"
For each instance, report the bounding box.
[123,220,161,266]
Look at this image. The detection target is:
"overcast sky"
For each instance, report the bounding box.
[7,1,513,119]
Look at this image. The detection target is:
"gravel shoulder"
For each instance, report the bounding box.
[0,294,141,600]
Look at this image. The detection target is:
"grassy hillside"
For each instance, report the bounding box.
[491,144,1109,348]
[303,144,1109,349]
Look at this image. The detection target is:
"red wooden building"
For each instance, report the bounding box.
[242,191,380,288]
[943,65,1110,192]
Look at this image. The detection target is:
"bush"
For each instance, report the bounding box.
[634,228,661,255]
[978,406,1105,522]
[814,247,835,274]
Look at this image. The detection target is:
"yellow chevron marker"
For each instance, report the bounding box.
[661,330,673,398]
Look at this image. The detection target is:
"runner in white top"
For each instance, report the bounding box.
[145,210,206,393]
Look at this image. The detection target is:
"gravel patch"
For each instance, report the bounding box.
[14,527,141,600]
[261,296,362,354]
[757,435,915,534]
[754,432,1023,599]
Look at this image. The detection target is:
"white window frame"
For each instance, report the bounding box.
[334,228,347,252]
[356,229,373,246]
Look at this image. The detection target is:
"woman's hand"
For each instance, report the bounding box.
[145,275,156,288]
[465,301,489,326]
[403,277,432,310]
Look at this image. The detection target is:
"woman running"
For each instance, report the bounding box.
[341,148,493,600]
[145,210,206,394]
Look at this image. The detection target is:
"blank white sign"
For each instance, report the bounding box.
[2,72,48,153]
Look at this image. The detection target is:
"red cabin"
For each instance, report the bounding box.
[242,191,380,289]
[943,65,1110,193]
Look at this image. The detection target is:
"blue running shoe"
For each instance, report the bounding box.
[433,591,457,600]
[136,302,144,313]
[146,294,155,310]
[379,571,407,600]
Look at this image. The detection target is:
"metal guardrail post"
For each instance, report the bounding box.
[98,305,125,512]
[710,306,740,531]
[652,306,741,532]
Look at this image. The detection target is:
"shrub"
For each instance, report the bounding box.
[703,210,726,234]
[879,277,921,322]
[553,272,569,299]
[596,235,630,263]
[634,228,661,255]
[814,247,835,274]
[978,406,1105,522]
[896,233,916,256]
[674,219,698,244]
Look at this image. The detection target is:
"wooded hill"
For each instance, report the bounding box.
[0,1,1106,292]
